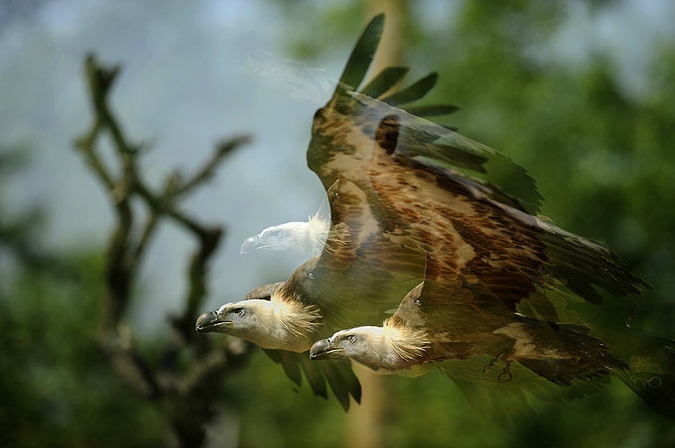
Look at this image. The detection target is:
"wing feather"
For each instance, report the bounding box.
[264,349,303,386]
[322,359,362,410]
[297,352,328,399]
[228,14,652,412]
[404,104,460,117]
[360,66,410,99]
[381,72,438,106]
[263,349,361,411]
[349,92,542,211]
[329,13,384,105]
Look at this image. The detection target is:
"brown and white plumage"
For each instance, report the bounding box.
[310,275,629,382]
[309,314,433,378]
[196,14,674,416]
[312,268,675,418]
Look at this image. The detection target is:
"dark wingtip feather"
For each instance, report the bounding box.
[539,226,650,304]
[382,72,438,106]
[621,372,675,420]
[264,349,303,386]
[323,361,362,411]
[298,355,329,399]
[264,349,361,411]
[405,104,460,117]
[334,14,385,100]
[616,338,675,420]
[360,66,410,99]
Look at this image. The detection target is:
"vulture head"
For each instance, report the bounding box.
[240,201,330,257]
[195,281,322,352]
[310,322,432,377]
[309,326,382,362]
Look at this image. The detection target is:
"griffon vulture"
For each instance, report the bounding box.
[310,249,674,418]
[196,14,525,409]
[197,14,670,415]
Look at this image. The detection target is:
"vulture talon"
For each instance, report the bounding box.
[498,361,512,383]
[482,356,500,374]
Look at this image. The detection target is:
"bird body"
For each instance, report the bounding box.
[197,14,674,418]
[310,281,630,386]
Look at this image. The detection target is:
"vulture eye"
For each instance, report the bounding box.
[308,272,315,280]
[414,298,422,306]
[232,307,245,316]
[345,334,356,344]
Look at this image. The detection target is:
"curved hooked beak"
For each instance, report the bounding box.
[240,234,265,254]
[195,309,230,333]
[309,338,343,360]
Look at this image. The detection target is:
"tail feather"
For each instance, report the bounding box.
[494,318,675,419]
[608,332,675,419]
[537,222,650,305]
[564,325,675,419]
[497,319,628,387]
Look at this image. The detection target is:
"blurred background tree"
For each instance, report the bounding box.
[1,0,674,447]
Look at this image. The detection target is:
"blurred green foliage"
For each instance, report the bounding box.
[0,253,166,446]
[2,1,675,447]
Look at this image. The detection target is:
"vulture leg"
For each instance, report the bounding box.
[482,352,508,374]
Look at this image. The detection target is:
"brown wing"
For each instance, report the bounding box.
[302,13,647,329]
[393,267,629,388]
[298,13,544,328]
[362,110,648,313]
[306,14,644,314]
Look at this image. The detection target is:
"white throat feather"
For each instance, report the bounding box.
[383,318,430,361]
[270,291,322,338]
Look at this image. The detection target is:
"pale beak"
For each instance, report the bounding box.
[240,235,264,254]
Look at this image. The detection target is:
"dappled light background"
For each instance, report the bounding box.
[1,0,675,447]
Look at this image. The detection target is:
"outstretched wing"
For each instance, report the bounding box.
[247,13,648,409]
[306,14,646,319]
[307,13,541,213]
[298,13,545,329]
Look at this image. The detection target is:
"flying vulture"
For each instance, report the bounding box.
[195,13,534,408]
[197,14,675,417]
[310,268,675,418]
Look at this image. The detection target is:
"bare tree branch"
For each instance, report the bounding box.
[169,135,251,200]
[74,53,252,447]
